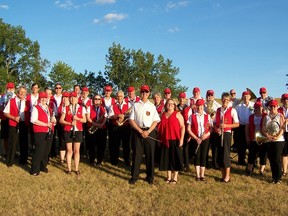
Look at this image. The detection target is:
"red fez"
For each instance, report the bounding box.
[140,85,150,92]
[281,93,288,100]
[254,102,262,108]
[82,87,89,92]
[242,91,250,96]
[193,87,200,93]
[127,86,135,92]
[164,88,171,94]
[62,92,69,97]
[259,87,267,93]
[269,100,278,107]
[196,99,205,106]
[6,82,15,89]
[39,92,48,98]
[206,90,214,96]
[104,85,112,92]
[69,91,77,98]
[178,92,186,98]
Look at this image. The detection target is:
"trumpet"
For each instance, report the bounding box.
[116,107,132,126]
[88,114,105,134]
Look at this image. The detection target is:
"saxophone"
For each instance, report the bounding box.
[88,113,105,134]
[116,107,132,126]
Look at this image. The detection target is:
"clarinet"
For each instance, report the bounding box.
[220,114,224,147]
[72,104,76,139]
[16,100,21,134]
[46,110,53,140]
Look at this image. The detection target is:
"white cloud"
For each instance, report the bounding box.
[94,13,128,24]
[166,1,189,11]
[54,0,80,9]
[0,4,9,9]
[168,27,180,33]
[95,0,116,4]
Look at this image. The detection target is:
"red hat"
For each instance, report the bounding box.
[242,91,250,96]
[69,91,78,98]
[140,85,150,92]
[164,88,171,94]
[6,82,15,89]
[62,92,69,97]
[193,87,200,93]
[259,87,267,93]
[127,86,135,92]
[178,92,186,98]
[196,99,205,106]
[104,85,112,92]
[254,101,262,108]
[269,99,278,107]
[281,93,288,100]
[82,87,89,92]
[39,92,48,99]
[206,90,214,96]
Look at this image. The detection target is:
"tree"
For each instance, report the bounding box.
[48,61,77,91]
[0,19,49,92]
[104,43,187,96]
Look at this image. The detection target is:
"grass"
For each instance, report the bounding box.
[0,149,288,216]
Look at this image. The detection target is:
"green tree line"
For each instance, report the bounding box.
[0,19,187,96]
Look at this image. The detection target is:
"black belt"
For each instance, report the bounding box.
[140,127,150,131]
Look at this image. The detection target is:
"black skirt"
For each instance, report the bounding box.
[159,140,183,171]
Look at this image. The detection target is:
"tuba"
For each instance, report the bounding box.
[116,107,132,126]
[255,120,280,145]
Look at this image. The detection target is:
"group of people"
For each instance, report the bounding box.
[0,82,287,185]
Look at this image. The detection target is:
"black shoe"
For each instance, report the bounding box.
[41,168,49,173]
[145,177,154,185]
[220,179,230,183]
[128,178,137,185]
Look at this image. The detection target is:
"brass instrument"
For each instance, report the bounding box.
[255,120,280,145]
[88,113,105,134]
[206,100,216,118]
[116,107,132,126]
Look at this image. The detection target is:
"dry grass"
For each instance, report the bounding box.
[0,151,288,216]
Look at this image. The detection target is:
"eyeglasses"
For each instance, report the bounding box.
[230,92,236,95]
[94,98,101,100]
[55,87,62,89]
[141,90,149,93]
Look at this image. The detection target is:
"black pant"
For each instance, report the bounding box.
[233,125,247,163]
[210,132,220,168]
[87,128,107,164]
[267,141,285,181]
[50,124,65,157]
[194,139,210,167]
[217,132,232,168]
[247,141,267,165]
[109,124,131,165]
[131,129,156,181]
[6,122,28,166]
[31,132,53,174]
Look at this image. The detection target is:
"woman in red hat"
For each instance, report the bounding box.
[187,99,213,181]
[30,92,56,175]
[262,100,285,184]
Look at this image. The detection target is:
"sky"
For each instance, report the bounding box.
[1,0,288,98]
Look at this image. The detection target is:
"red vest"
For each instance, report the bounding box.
[63,105,84,131]
[248,113,267,140]
[155,101,165,115]
[215,107,233,132]
[33,105,52,133]
[7,98,30,127]
[190,113,210,138]
[111,103,129,125]
[88,105,106,128]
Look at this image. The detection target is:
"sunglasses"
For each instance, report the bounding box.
[55,87,62,89]
[94,98,101,100]
[141,90,149,93]
[230,92,236,95]
[260,92,266,94]
[165,92,171,95]
[207,94,214,97]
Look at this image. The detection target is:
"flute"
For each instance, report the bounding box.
[47,110,54,140]
[72,104,76,139]
[221,114,224,147]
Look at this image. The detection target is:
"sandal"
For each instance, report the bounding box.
[75,170,80,175]
[200,177,206,181]
[170,179,177,184]
[196,177,201,181]
[165,179,171,184]
[65,170,72,174]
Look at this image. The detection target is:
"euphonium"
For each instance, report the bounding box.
[116,107,132,126]
[88,114,105,134]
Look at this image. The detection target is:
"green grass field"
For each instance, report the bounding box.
[0,148,288,216]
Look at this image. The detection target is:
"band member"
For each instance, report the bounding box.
[57,91,70,164]
[187,99,213,181]
[277,93,288,177]
[153,92,164,115]
[234,91,255,165]
[86,94,107,165]
[214,92,239,183]
[256,87,273,113]
[205,89,221,169]
[73,84,81,99]
[4,86,31,166]
[229,89,240,108]
[30,92,56,175]
[262,100,285,184]
[80,86,92,109]
[128,85,160,185]
[125,86,140,108]
[245,102,267,176]
[108,90,131,166]
[0,82,16,156]
[60,92,87,175]
[186,87,204,109]
[163,88,172,104]
[26,83,40,108]
[158,99,185,184]
[177,92,187,112]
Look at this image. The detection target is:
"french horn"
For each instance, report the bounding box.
[255,120,280,145]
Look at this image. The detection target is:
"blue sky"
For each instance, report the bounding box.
[1,0,288,98]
